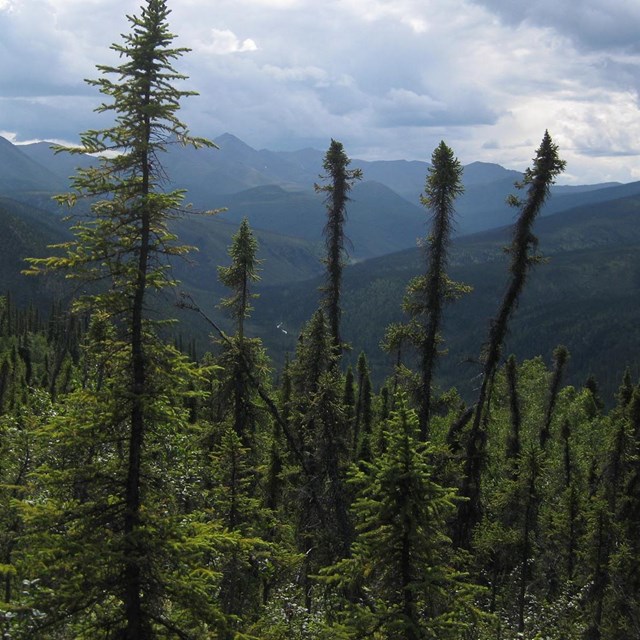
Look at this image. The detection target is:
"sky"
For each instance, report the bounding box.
[1,0,640,184]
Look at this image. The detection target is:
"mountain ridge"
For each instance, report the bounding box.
[4,133,640,259]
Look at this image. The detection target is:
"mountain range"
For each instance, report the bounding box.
[4,132,630,253]
[1,133,640,401]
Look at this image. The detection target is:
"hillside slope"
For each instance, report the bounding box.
[252,192,640,401]
[0,197,68,306]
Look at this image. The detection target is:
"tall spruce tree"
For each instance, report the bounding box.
[217,217,263,448]
[412,141,464,441]
[315,140,362,358]
[454,131,565,549]
[22,2,234,637]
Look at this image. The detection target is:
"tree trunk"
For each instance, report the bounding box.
[124,110,151,639]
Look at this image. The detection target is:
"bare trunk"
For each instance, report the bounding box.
[124,109,151,639]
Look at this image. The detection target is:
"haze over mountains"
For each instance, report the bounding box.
[2,133,640,399]
[3,132,628,252]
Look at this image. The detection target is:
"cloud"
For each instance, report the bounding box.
[0,0,639,183]
[198,28,258,55]
[261,64,329,84]
[374,88,499,128]
[469,0,640,53]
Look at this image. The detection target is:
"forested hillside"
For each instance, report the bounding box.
[254,192,640,400]
[1,2,640,639]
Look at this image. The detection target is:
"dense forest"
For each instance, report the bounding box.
[1,1,639,639]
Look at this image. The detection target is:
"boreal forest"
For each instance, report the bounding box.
[1,1,640,638]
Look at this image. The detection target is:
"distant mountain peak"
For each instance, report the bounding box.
[462,161,522,186]
[214,132,257,152]
[0,137,65,192]
[464,161,503,168]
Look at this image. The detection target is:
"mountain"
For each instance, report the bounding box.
[0,192,323,315]
[0,196,69,306]
[0,136,65,194]
[2,133,640,400]
[459,161,522,186]
[206,180,426,260]
[544,180,640,216]
[173,213,323,293]
[6,133,640,257]
[448,190,640,267]
[452,172,632,237]
[18,140,96,183]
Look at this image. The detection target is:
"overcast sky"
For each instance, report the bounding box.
[1,0,639,184]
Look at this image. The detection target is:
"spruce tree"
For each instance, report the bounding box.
[413,141,464,441]
[353,351,372,460]
[22,2,233,637]
[315,140,362,358]
[381,320,421,404]
[505,354,522,465]
[289,311,351,584]
[322,396,475,639]
[540,345,569,449]
[218,217,261,343]
[455,131,565,549]
[216,217,264,448]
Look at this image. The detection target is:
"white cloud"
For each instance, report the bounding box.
[243,0,301,6]
[198,28,258,55]
[262,64,328,84]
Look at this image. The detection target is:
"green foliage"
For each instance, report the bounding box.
[14,1,248,637]
[322,396,478,639]
[218,218,261,339]
[285,311,352,576]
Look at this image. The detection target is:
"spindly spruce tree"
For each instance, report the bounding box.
[412,141,464,441]
[217,217,264,448]
[315,140,362,358]
[212,218,277,630]
[455,131,565,549]
[353,351,373,461]
[540,345,569,449]
[22,2,232,637]
[218,217,261,343]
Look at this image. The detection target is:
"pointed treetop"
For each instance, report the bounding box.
[315,139,363,194]
[421,140,464,210]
